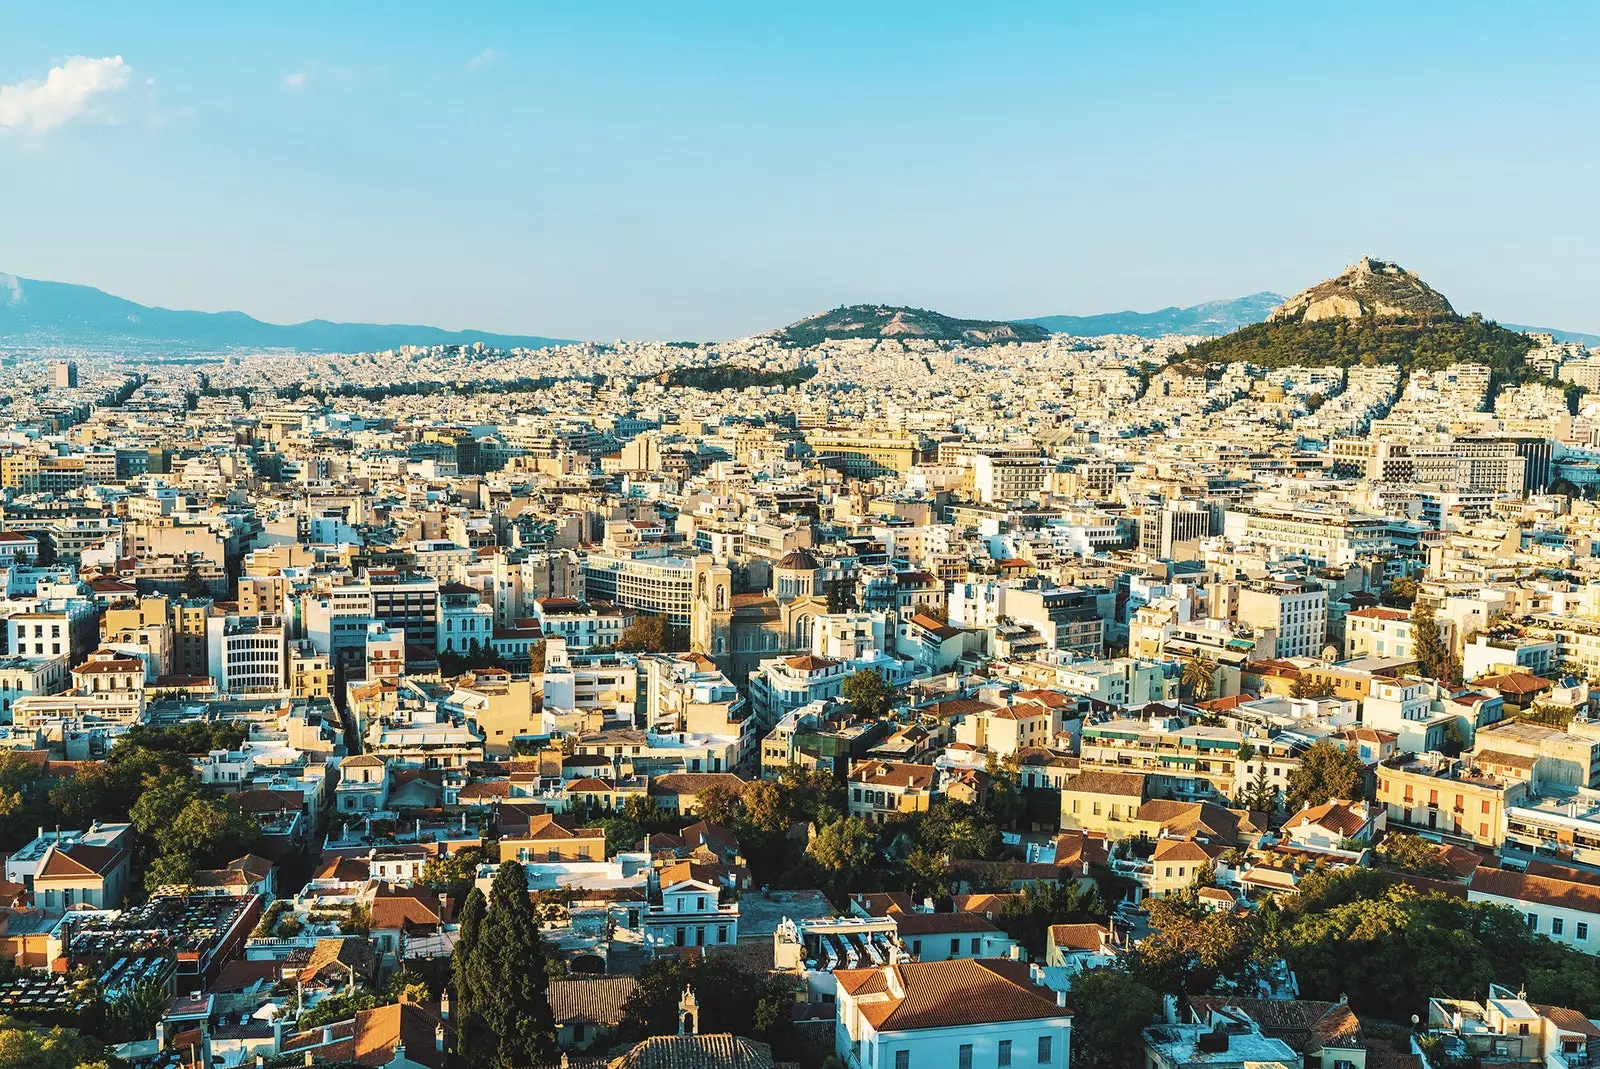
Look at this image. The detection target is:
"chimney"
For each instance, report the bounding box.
[439,988,450,1020]
[322,1025,334,1044]
[436,1023,446,1053]
[1057,988,1067,1008]
[273,1015,288,1052]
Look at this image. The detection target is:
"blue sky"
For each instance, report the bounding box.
[3,3,1598,340]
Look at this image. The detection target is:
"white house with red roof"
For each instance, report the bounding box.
[834,958,1071,1069]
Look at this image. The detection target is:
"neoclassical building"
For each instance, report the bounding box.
[690,551,828,689]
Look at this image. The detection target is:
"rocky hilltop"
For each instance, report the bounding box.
[1269,256,1455,323]
[771,304,1050,348]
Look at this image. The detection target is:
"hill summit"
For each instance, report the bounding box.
[771,304,1050,348]
[1269,256,1455,323]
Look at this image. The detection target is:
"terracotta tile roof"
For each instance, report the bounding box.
[1349,607,1410,621]
[834,958,1066,1031]
[1152,838,1221,863]
[1475,672,1553,695]
[891,911,1000,937]
[1531,1003,1600,1038]
[1470,866,1600,913]
[649,772,747,796]
[850,761,937,790]
[610,1034,775,1069]
[851,892,915,917]
[782,654,840,671]
[37,843,124,880]
[546,977,636,1031]
[369,889,446,931]
[1285,799,1371,838]
[1048,923,1109,952]
[351,1001,452,1068]
[1064,770,1145,798]
[951,893,1019,917]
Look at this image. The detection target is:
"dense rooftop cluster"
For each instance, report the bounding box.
[2,292,1600,1069]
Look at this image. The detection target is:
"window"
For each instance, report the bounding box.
[1038,1036,1052,1063]
[911,940,921,955]
[1528,913,1538,931]
[971,937,980,953]
[1553,918,1565,936]
[950,938,960,955]
[958,1044,973,1069]
[1578,922,1589,941]
[999,1040,1012,1067]
[895,1052,909,1069]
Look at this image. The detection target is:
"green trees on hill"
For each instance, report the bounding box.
[1179,313,1537,382]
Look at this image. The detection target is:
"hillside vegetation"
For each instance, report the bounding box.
[1178,312,1538,381]
[657,363,818,390]
[773,304,1050,348]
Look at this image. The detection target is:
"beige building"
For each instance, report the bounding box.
[1059,770,1147,834]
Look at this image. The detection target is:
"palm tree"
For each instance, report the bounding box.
[1181,655,1217,702]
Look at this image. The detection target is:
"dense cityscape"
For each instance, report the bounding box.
[0,254,1595,1069]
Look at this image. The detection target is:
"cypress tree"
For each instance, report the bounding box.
[475,859,556,1068]
[450,887,490,1065]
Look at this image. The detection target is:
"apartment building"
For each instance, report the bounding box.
[1376,754,1529,846]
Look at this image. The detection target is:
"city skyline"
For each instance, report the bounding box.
[4,2,1600,340]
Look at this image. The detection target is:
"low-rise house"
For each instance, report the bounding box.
[548,976,636,1053]
[644,860,738,953]
[32,840,131,910]
[1467,865,1600,954]
[648,772,747,816]
[848,761,939,823]
[502,815,607,864]
[890,910,1016,962]
[1044,923,1117,973]
[1280,799,1385,852]
[834,959,1072,1069]
[1059,770,1147,835]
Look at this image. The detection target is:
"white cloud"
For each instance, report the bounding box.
[467,48,501,72]
[0,55,132,132]
[282,71,308,89]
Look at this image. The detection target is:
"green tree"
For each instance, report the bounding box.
[841,668,895,717]
[1375,832,1451,877]
[1067,970,1162,1069]
[617,613,669,652]
[619,953,794,1043]
[104,978,172,1042]
[143,852,197,895]
[451,888,489,1064]
[423,844,488,902]
[693,780,744,826]
[1180,655,1217,701]
[182,561,210,599]
[740,778,787,834]
[1291,676,1335,700]
[0,1018,108,1069]
[1388,576,1418,605]
[1412,607,1449,680]
[806,815,876,895]
[1240,762,1277,813]
[470,860,556,1068]
[1284,740,1367,813]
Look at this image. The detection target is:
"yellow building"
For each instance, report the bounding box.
[1059,770,1147,834]
[1376,756,1530,847]
[289,641,332,699]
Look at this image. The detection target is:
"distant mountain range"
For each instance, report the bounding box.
[4,270,1596,354]
[1023,292,1286,338]
[0,274,570,354]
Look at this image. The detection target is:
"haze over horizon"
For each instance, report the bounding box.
[4,2,1599,341]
